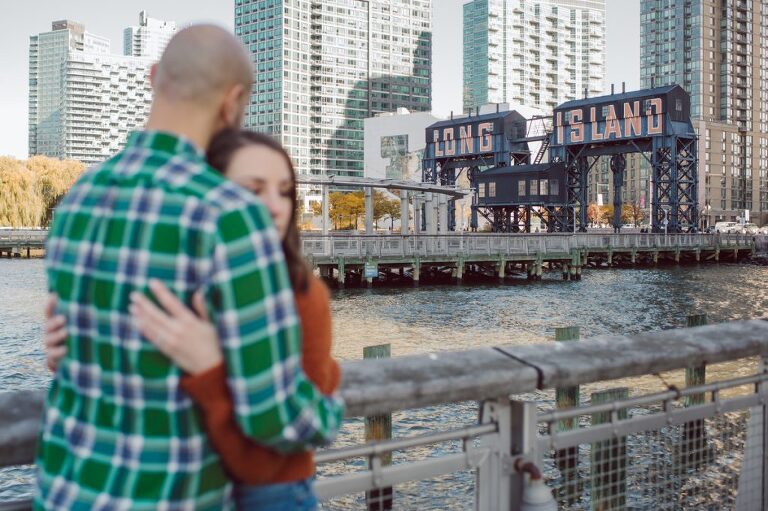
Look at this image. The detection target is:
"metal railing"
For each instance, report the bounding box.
[310,319,768,510]
[0,230,47,247]
[3,320,768,510]
[301,233,753,260]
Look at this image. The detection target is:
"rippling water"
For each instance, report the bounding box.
[1,258,767,506]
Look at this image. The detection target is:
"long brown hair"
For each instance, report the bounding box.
[207,128,310,293]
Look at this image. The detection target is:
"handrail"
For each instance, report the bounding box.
[2,319,767,470]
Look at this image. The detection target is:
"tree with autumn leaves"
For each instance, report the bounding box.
[586,202,646,227]
[311,190,401,231]
[0,156,86,228]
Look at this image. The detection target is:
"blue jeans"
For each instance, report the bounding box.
[234,478,318,511]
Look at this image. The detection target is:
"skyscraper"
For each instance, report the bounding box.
[463,0,606,115]
[641,0,768,227]
[235,0,432,184]
[124,10,177,60]
[29,15,173,164]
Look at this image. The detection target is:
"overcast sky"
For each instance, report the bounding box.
[0,1,639,159]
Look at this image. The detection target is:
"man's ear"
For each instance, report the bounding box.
[222,83,247,127]
[149,63,159,89]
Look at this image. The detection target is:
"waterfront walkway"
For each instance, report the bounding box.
[303,233,756,286]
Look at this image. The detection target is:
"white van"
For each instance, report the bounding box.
[714,221,738,233]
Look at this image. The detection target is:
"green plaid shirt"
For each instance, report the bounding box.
[35,131,344,510]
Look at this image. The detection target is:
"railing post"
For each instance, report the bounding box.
[364,344,393,510]
[590,388,628,511]
[555,327,581,505]
[476,399,538,511]
[684,313,708,469]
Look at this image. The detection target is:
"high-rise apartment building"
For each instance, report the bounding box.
[234,0,432,184]
[641,0,768,227]
[463,0,606,115]
[29,15,173,164]
[124,10,177,60]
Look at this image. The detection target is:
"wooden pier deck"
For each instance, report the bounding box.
[0,230,47,258]
[302,233,756,286]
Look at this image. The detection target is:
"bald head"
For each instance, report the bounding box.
[153,25,252,105]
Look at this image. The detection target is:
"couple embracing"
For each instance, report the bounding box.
[36,25,342,510]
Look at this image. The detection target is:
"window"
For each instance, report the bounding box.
[550,179,559,196]
[488,182,496,197]
[518,180,526,197]
[478,183,485,198]
[540,179,549,196]
[675,99,683,111]
[530,179,538,195]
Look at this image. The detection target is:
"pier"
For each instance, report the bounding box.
[302,232,756,286]
[0,230,46,258]
[2,318,768,510]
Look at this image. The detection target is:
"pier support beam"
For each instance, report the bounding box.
[365,187,374,235]
[336,259,346,289]
[438,194,448,234]
[454,259,464,284]
[424,193,436,235]
[322,185,330,236]
[400,190,409,235]
[412,261,420,287]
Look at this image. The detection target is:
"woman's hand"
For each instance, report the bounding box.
[43,294,67,372]
[130,279,223,375]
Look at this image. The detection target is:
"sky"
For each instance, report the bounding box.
[0,0,639,159]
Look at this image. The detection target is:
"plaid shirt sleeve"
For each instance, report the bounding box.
[208,202,344,452]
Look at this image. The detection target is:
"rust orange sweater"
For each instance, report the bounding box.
[180,275,340,485]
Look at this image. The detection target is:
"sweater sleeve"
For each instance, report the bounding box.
[181,363,291,483]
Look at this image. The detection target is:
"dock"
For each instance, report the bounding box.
[302,232,756,286]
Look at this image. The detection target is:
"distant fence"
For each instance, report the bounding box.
[2,319,768,510]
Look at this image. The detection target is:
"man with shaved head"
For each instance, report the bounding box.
[35,25,342,510]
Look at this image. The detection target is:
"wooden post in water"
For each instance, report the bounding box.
[590,387,628,511]
[684,313,709,468]
[555,327,581,505]
[364,344,393,510]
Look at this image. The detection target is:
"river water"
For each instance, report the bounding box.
[1,258,767,507]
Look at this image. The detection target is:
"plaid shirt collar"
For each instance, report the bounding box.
[126,130,206,162]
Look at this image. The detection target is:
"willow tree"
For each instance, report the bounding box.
[27,156,86,226]
[0,157,45,227]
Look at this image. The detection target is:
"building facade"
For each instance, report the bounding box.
[364,108,442,182]
[29,16,172,164]
[641,0,768,227]
[235,0,432,187]
[463,0,606,115]
[124,11,177,60]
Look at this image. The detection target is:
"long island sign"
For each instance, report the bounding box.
[553,96,671,146]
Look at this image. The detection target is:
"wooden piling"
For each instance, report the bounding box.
[590,387,628,511]
[336,259,346,289]
[684,313,708,469]
[555,327,581,505]
[364,344,393,510]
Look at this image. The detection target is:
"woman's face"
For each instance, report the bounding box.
[225,144,294,239]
